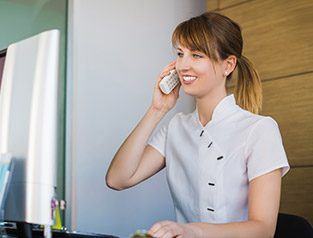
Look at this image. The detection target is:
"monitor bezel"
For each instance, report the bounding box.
[0,49,6,57]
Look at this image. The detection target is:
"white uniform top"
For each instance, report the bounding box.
[148,94,290,224]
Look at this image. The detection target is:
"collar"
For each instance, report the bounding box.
[192,94,239,129]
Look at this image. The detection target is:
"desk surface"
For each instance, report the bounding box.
[1,228,119,238]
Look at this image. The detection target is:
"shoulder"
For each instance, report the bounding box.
[236,107,279,131]
[168,110,195,125]
[236,108,283,149]
[165,111,196,134]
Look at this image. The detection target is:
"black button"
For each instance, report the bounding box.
[208,141,213,148]
[208,183,215,186]
[200,130,204,137]
[207,208,214,212]
[217,156,223,160]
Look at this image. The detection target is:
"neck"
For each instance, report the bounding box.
[196,89,227,126]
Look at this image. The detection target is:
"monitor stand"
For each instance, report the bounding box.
[16,222,32,238]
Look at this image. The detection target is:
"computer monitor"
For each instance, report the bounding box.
[0,30,60,226]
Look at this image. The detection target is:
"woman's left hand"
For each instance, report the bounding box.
[147,220,198,238]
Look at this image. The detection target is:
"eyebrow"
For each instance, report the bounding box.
[176,47,202,54]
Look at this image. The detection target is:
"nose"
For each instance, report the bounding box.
[176,55,192,71]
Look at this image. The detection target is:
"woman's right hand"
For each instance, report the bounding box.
[151,61,181,113]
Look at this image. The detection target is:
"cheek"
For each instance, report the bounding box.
[197,66,224,90]
[195,63,216,79]
[175,59,184,71]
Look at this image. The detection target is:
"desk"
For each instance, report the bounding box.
[1,227,119,238]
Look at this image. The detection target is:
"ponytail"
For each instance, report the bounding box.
[235,55,262,114]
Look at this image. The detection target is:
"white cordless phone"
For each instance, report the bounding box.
[159,69,180,94]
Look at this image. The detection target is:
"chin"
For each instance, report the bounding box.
[181,87,200,97]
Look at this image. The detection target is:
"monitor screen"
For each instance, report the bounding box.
[0,50,6,90]
[0,30,60,225]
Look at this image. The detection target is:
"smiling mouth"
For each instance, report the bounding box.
[182,76,197,81]
[181,75,198,85]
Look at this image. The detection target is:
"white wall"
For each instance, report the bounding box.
[67,1,206,237]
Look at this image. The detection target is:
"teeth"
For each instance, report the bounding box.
[183,76,197,81]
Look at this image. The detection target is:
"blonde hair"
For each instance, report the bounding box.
[172,11,262,114]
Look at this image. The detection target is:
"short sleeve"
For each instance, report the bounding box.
[147,125,168,157]
[246,117,290,182]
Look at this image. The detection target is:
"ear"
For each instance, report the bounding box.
[223,55,237,76]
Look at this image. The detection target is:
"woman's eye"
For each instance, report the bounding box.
[177,52,183,57]
[193,54,202,58]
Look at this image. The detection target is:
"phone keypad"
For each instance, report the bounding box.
[159,70,179,94]
[167,73,179,90]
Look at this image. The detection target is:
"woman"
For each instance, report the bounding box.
[106,11,289,238]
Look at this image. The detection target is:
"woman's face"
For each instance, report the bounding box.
[175,45,226,98]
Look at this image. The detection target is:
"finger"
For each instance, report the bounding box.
[159,68,177,83]
[166,60,176,68]
[174,82,181,92]
[157,72,174,86]
[161,66,176,77]
[148,221,173,235]
[153,224,178,238]
[161,62,176,74]
[163,231,175,238]
[170,61,176,67]
[159,71,170,79]
[148,223,163,235]
[153,227,170,238]
[170,83,181,97]
[155,62,177,84]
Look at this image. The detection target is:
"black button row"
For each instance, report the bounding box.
[199,131,220,214]
[207,181,215,212]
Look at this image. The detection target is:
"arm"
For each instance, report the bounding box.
[106,106,167,190]
[105,61,180,190]
[148,169,282,238]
